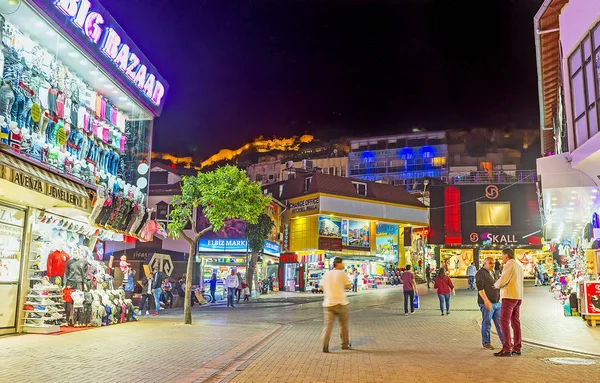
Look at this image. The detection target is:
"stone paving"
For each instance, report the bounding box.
[0,279,598,383]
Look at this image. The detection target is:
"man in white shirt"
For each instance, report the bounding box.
[321,257,352,353]
[493,248,524,357]
[224,269,240,308]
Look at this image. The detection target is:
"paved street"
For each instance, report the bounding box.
[1,280,599,383]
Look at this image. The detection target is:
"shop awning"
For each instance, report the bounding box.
[0,151,91,211]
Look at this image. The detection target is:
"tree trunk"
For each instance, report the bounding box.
[246,251,259,295]
[183,242,195,325]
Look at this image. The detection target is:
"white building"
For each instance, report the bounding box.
[535,0,600,240]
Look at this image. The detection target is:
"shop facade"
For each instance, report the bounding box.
[264,172,428,292]
[0,0,168,335]
[429,182,546,277]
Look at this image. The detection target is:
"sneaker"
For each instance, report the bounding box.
[151,312,159,316]
[441,313,445,316]
[411,311,415,315]
[145,310,149,315]
[446,312,450,315]
[404,313,409,316]
[483,344,495,350]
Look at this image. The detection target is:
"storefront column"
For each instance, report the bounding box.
[473,247,480,269]
[15,207,33,334]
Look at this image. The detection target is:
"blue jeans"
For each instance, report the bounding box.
[479,302,503,346]
[438,293,451,313]
[468,276,475,289]
[153,288,162,314]
[227,287,236,306]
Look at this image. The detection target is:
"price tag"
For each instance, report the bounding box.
[57,127,67,146]
[31,104,41,123]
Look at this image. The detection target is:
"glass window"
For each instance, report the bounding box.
[576,117,589,148]
[304,177,312,192]
[156,202,169,220]
[586,62,596,107]
[476,202,511,226]
[570,49,583,72]
[329,167,334,175]
[408,138,427,147]
[594,23,600,49]
[341,166,346,177]
[584,37,592,59]
[352,182,367,196]
[589,105,599,138]
[572,71,586,119]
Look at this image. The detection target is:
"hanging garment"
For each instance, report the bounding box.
[0,85,15,121]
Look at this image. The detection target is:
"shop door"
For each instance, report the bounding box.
[0,205,25,331]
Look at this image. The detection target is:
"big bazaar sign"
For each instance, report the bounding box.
[33,0,168,115]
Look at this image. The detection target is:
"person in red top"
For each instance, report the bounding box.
[400,265,418,315]
[434,268,455,316]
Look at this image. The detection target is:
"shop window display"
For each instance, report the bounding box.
[0,13,153,203]
[0,204,24,329]
[23,211,137,333]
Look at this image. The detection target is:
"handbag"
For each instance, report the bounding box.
[413,294,420,309]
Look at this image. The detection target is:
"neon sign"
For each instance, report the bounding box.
[36,0,168,114]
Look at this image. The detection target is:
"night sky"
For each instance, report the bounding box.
[101,0,544,158]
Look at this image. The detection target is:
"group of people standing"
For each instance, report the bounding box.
[320,248,524,357]
[223,268,250,307]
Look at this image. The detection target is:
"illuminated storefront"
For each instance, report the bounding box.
[266,172,428,291]
[0,0,168,335]
[429,183,545,277]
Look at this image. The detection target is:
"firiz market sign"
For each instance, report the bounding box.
[289,197,320,214]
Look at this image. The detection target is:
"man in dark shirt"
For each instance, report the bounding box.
[476,257,504,350]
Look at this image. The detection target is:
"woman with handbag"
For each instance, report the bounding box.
[434,268,455,316]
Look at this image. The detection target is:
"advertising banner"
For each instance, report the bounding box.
[318,216,343,251]
[345,220,370,249]
[376,223,398,257]
[581,281,600,315]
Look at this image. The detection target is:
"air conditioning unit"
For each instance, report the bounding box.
[286,160,294,169]
[302,160,314,170]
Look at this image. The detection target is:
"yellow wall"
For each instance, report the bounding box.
[289,216,319,252]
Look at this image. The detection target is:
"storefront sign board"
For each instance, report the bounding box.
[198,238,248,253]
[468,232,519,245]
[1,167,88,209]
[148,253,174,276]
[263,240,281,257]
[581,281,600,315]
[283,224,290,252]
[289,197,319,214]
[32,0,169,115]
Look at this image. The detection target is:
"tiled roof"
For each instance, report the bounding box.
[273,172,425,208]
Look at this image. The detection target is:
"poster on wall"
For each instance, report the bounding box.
[345,220,370,249]
[440,248,474,277]
[319,216,343,251]
[376,223,398,257]
[319,216,342,238]
[581,282,600,315]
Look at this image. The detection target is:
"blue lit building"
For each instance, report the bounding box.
[348,131,448,191]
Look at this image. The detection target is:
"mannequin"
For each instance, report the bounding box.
[29,132,42,160]
[57,150,66,171]
[0,115,8,144]
[8,121,21,151]
[20,127,31,154]
[0,80,15,121]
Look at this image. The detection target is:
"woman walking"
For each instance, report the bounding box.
[434,268,455,316]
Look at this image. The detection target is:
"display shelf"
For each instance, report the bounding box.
[26,294,63,298]
[22,324,60,334]
[24,302,62,306]
[24,309,65,313]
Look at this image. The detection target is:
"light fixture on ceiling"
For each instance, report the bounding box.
[79,60,87,66]
[58,43,67,49]
[569,202,575,205]
[593,189,598,193]
[105,84,114,89]
[90,70,100,76]
[45,30,55,36]
[571,196,576,200]
[35,21,44,27]
[571,190,578,193]
[112,90,119,94]
[68,52,78,57]
[118,96,127,101]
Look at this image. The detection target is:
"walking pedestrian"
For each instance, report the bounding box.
[124,267,136,299]
[493,248,524,357]
[537,261,546,286]
[321,257,352,353]
[151,269,163,316]
[352,268,359,292]
[400,265,418,315]
[224,269,239,307]
[434,268,455,316]
[161,277,174,308]
[236,270,244,303]
[209,273,217,303]
[425,264,432,289]
[476,257,503,350]
[494,260,501,279]
[140,274,153,315]
[467,263,477,290]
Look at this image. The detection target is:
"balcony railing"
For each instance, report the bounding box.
[449,170,536,185]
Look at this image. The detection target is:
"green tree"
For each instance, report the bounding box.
[167,165,271,324]
[244,213,275,295]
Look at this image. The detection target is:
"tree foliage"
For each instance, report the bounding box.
[167,165,271,324]
[245,213,275,253]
